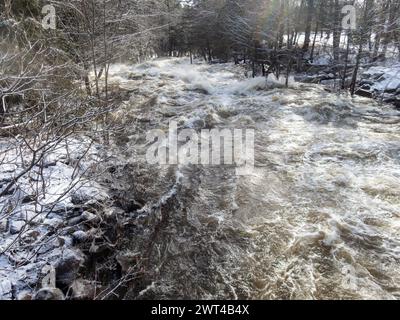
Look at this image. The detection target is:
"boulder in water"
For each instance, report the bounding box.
[70,279,96,300]
[55,249,85,286]
[33,288,65,300]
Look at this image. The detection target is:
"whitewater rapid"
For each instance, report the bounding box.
[105,58,400,300]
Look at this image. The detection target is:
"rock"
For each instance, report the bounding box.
[360,79,374,86]
[72,231,89,242]
[67,215,85,226]
[55,249,85,286]
[9,220,26,235]
[82,211,100,224]
[355,89,373,98]
[33,288,65,300]
[128,73,144,81]
[21,195,36,204]
[43,217,63,228]
[70,279,96,300]
[211,59,227,64]
[58,236,73,247]
[67,207,84,218]
[320,79,336,86]
[22,230,40,244]
[385,87,397,94]
[383,96,400,108]
[17,291,33,300]
[104,207,125,219]
[71,184,108,205]
[46,203,75,218]
[373,73,385,80]
[68,211,99,226]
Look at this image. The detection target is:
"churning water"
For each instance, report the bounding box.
[106,58,400,300]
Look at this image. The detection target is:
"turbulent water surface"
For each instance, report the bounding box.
[106,58,400,300]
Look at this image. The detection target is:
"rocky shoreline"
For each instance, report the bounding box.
[0,138,110,300]
[295,59,400,108]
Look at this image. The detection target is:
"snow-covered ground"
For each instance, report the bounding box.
[361,63,400,102]
[0,137,108,300]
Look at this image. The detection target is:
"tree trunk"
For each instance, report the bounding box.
[342,32,351,89]
[332,0,341,64]
[4,0,12,18]
[310,21,319,62]
[303,0,315,52]
[350,43,362,96]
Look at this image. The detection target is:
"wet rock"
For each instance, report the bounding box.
[104,207,125,219]
[128,73,144,81]
[67,215,85,226]
[361,84,371,91]
[70,279,96,300]
[66,206,84,218]
[0,177,12,186]
[46,203,75,217]
[0,186,15,196]
[35,239,61,255]
[21,195,36,204]
[68,211,99,227]
[191,88,210,95]
[82,211,100,224]
[355,89,373,98]
[385,87,398,94]
[55,249,85,286]
[22,230,40,244]
[72,230,89,243]
[58,236,73,248]
[43,217,63,228]
[71,184,108,205]
[360,78,373,84]
[33,288,65,300]
[320,79,337,86]
[373,72,385,80]
[383,96,400,108]
[17,291,33,300]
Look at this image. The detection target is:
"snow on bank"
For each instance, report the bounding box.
[359,63,400,106]
[0,137,108,300]
[362,64,400,93]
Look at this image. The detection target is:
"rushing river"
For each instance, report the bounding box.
[105,58,400,300]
